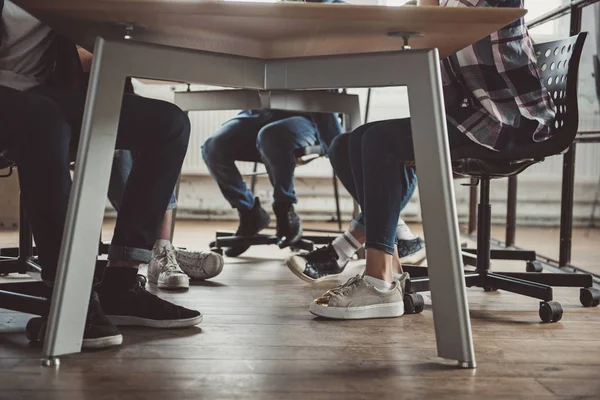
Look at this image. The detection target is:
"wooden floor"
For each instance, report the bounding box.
[1,221,600,399]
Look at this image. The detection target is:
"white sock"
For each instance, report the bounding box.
[154,239,171,251]
[364,275,394,291]
[331,231,362,266]
[396,218,417,241]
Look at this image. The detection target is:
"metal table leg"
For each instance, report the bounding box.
[407,50,476,368]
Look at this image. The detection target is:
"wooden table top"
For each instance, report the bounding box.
[14,1,525,59]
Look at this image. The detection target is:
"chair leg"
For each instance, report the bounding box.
[476,178,492,273]
[485,272,553,301]
[494,272,593,288]
[332,171,342,231]
[250,162,258,194]
[505,175,518,247]
[468,178,478,235]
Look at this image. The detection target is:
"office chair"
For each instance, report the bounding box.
[402,34,600,322]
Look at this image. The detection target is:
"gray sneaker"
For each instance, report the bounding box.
[148,244,190,290]
[309,274,407,320]
[175,248,224,280]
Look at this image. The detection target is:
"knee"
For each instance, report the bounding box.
[201,134,224,167]
[256,125,292,156]
[328,133,350,171]
[166,104,191,150]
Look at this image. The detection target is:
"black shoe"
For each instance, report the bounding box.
[26,290,123,349]
[225,197,271,257]
[273,202,302,248]
[98,275,203,329]
[397,237,426,265]
[285,244,347,283]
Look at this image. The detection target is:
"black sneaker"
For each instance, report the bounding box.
[397,237,426,265]
[225,197,271,257]
[273,202,302,248]
[26,290,123,349]
[98,276,203,329]
[285,244,346,283]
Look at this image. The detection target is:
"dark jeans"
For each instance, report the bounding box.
[0,84,190,281]
[328,118,469,255]
[201,116,318,210]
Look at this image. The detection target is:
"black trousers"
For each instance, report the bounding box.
[0,84,190,281]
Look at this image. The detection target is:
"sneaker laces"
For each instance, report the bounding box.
[322,275,362,298]
[155,244,184,273]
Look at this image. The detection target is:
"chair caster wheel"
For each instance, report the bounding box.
[526,261,543,272]
[539,301,563,323]
[211,247,223,256]
[209,241,217,248]
[404,293,424,314]
[483,286,498,292]
[26,317,45,343]
[136,274,147,288]
[580,288,600,307]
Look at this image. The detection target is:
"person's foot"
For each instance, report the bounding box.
[175,248,224,280]
[225,197,271,257]
[148,243,190,290]
[286,244,347,283]
[397,237,426,265]
[309,274,406,320]
[273,202,302,248]
[98,276,202,328]
[27,291,123,349]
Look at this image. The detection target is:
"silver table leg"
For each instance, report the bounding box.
[407,50,476,367]
[42,38,127,364]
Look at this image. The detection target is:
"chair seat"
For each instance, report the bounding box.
[452,157,540,179]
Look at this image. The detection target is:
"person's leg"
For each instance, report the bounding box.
[256,116,318,247]
[202,119,263,210]
[30,85,201,328]
[202,118,270,257]
[0,85,123,348]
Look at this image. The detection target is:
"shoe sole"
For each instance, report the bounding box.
[107,314,203,329]
[285,256,341,284]
[82,334,124,349]
[308,302,404,320]
[399,246,427,265]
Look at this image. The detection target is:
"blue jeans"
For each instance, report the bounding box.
[109,150,178,213]
[328,118,468,255]
[202,116,318,210]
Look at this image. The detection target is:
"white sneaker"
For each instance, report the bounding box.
[175,248,224,280]
[309,274,407,320]
[147,244,190,290]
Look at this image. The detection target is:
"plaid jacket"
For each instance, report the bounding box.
[440,0,555,151]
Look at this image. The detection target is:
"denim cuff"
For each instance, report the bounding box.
[108,246,152,263]
[350,217,365,234]
[365,241,395,256]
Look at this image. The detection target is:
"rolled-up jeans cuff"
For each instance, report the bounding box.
[365,242,395,256]
[108,246,152,263]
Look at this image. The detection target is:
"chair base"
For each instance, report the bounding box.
[210,230,335,253]
[0,281,49,316]
[402,261,599,322]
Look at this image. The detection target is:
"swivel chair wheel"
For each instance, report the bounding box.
[404,293,424,314]
[526,260,544,273]
[483,286,498,292]
[209,241,217,249]
[539,301,563,323]
[136,274,147,288]
[210,247,223,256]
[580,288,600,307]
[26,317,45,343]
